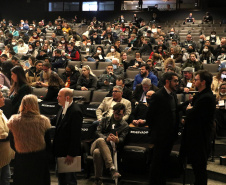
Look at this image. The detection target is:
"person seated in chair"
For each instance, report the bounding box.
[203,12,213,24]
[133,64,158,90]
[96,86,131,121]
[129,90,155,127]
[51,49,67,70]
[61,65,80,89]
[107,77,132,101]
[76,65,97,91]
[26,60,43,87]
[179,67,195,93]
[184,13,195,24]
[132,78,158,108]
[91,103,129,185]
[97,64,116,90]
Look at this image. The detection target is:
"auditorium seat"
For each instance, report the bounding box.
[32,87,47,98]
[73,90,92,103]
[82,61,97,70]
[92,69,105,78]
[68,61,82,68]
[97,62,112,70]
[57,68,65,77]
[126,69,139,79]
[203,64,219,73]
[90,90,109,104]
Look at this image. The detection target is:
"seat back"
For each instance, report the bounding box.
[73,90,92,103]
[32,87,48,98]
[68,61,82,68]
[57,68,65,78]
[126,70,139,79]
[97,62,112,69]
[203,64,219,72]
[82,61,97,70]
[90,90,109,104]
[92,69,105,78]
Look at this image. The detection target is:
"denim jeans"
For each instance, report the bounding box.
[0,164,11,185]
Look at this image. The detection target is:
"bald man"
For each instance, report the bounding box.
[52,88,83,185]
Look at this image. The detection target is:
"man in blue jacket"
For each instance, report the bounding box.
[133,64,158,90]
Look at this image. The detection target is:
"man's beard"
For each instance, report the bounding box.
[141,71,147,77]
[43,70,51,80]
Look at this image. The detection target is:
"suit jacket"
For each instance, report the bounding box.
[96,97,131,121]
[131,84,159,106]
[183,88,216,162]
[52,102,83,157]
[146,87,182,144]
[106,86,132,101]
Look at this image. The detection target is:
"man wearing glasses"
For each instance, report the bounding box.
[96,86,131,121]
[91,103,129,185]
[146,72,182,185]
[182,70,216,185]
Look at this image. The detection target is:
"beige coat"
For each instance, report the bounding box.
[7,113,51,153]
[0,110,14,168]
[211,76,222,95]
[96,97,131,121]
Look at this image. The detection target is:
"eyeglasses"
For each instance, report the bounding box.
[112,90,121,93]
[194,79,200,82]
[170,80,179,83]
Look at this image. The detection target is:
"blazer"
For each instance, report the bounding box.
[183,88,216,161]
[52,102,83,157]
[96,97,131,121]
[146,87,184,144]
[131,84,159,106]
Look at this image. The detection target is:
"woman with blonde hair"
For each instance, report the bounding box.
[76,65,97,91]
[7,94,51,185]
[0,91,14,185]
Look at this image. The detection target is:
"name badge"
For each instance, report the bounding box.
[219,100,225,106]
[187,82,192,88]
[99,55,103,60]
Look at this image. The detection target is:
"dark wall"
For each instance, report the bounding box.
[1,0,226,25]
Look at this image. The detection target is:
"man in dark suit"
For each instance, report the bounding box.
[132,78,158,108]
[146,72,181,185]
[182,70,215,185]
[52,88,83,185]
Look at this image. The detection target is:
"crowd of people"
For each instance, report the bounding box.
[0,12,224,185]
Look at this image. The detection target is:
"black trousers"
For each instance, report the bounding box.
[191,159,207,185]
[149,140,174,185]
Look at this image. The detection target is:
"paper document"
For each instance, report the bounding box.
[57,156,81,173]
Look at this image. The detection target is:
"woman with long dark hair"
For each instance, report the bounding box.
[9,66,31,114]
[43,72,64,102]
